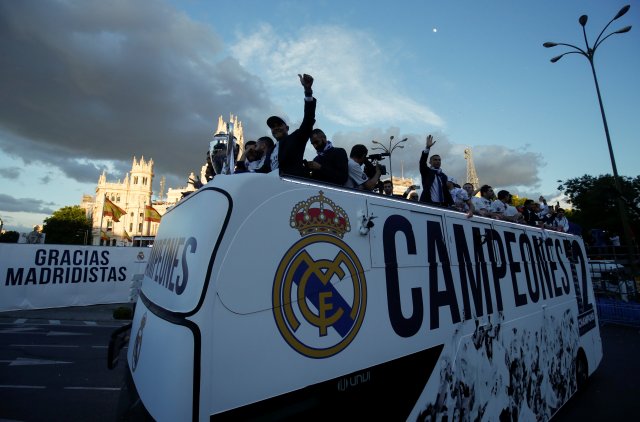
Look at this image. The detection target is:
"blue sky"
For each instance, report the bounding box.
[0,0,638,233]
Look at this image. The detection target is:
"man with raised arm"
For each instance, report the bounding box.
[266,74,316,177]
[419,134,453,206]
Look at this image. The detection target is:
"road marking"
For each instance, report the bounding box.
[0,384,46,389]
[0,321,128,328]
[14,318,27,324]
[49,320,61,325]
[47,331,90,336]
[11,344,79,348]
[64,386,121,391]
[0,327,40,333]
[83,321,98,326]
[0,329,91,336]
[1,357,73,366]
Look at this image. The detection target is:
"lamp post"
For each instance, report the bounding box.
[75,229,89,245]
[544,4,636,265]
[372,135,408,184]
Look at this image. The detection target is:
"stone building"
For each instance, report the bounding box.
[82,156,159,246]
[81,115,244,246]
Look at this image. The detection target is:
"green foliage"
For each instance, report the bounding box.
[557,174,640,240]
[0,230,20,243]
[42,206,92,245]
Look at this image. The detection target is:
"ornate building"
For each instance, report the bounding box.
[81,115,243,246]
[82,157,158,246]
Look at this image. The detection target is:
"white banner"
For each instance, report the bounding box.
[0,244,149,311]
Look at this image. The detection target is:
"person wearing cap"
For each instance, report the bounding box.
[419,134,453,207]
[265,73,316,177]
[447,177,474,218]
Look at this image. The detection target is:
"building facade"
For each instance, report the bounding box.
[81,115,243,246]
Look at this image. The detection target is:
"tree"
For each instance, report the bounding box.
[557,174,640,242]
[42,206,92,245]
[0,230,20,243]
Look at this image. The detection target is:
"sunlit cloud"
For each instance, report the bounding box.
[231,24,444,128]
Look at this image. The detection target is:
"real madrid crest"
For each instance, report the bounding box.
[273,191,367,359]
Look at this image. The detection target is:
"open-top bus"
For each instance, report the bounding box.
[114,172,602,421]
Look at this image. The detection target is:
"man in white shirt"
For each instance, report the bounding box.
[447,177,474,218]
[344,144,382,190]
[552,208,570,232]
[472,185,498,218]
[490,190,523,222]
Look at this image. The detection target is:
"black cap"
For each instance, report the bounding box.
[267,116,286,128]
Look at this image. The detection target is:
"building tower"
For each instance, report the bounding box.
[128,156,154,236]
[214,114,245,157]
[464,148,480,190]
[128,156,154,208]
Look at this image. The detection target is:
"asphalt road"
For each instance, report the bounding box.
[0,305,130,422]
[0,305,639,421]
[553,322,640,421]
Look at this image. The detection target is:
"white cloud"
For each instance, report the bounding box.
[231,24,444,128]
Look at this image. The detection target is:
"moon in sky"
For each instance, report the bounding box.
[433,28,438,32]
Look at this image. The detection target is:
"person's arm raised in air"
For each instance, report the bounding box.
[419,134,435,176]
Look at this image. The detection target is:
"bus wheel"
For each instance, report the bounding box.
[576,351,588,392]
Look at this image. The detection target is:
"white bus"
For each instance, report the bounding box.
[113,173,602,421]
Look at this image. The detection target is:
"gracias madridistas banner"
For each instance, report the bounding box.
[0,244,149,311]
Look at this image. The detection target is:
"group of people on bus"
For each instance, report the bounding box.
[200,73,570,232]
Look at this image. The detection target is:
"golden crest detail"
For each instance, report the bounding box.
[290,191,350,238]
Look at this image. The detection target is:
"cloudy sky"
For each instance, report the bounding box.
[0,0,638,232]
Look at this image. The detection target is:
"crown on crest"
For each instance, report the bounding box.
[290,191,350,238]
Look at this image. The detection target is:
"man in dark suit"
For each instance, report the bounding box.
[304,129,348,185]
[419,134,453,206]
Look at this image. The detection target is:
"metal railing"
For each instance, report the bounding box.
[588,249,640,326]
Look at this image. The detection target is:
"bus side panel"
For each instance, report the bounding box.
[127,299,195,421]
[413,299,579,421]
[208,189,450,419]
[404,214,601,420]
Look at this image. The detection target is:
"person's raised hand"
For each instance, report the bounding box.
[426,134,436,149]
[299,73,314,90]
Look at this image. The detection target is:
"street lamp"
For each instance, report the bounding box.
[75,229,89,245]
[544,4,636,264]
[371,135,408,183]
